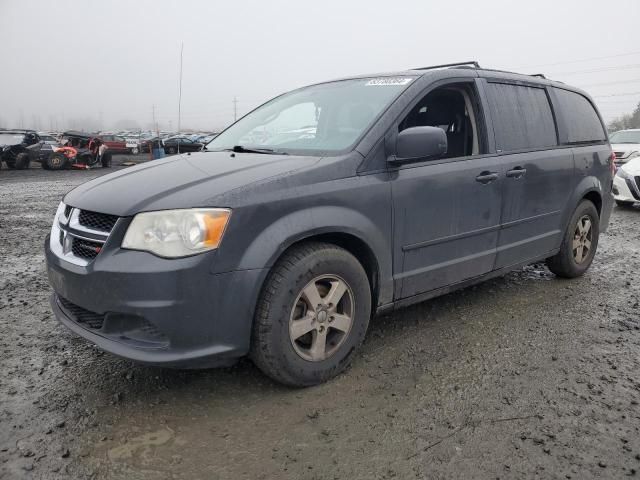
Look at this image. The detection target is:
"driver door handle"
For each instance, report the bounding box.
[506,167,527,178]
[475,171,499,184]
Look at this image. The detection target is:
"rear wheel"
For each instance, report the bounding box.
[14,152,30,169]
[46,152,68,170]
[101,152,112,168]
[251,242,371,387]
[131,147,139,155]
[167,147,176,154]
[5,155,16,169]
[546,200,599,278]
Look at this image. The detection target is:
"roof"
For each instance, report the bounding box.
[62,130,93,138]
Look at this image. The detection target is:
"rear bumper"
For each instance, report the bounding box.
[45,236,268,368]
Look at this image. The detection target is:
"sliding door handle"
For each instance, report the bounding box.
[475,172,499,184]
[506,167,527,178]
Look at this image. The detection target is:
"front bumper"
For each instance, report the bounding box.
[45,236,268,368]
[613,175,639,204]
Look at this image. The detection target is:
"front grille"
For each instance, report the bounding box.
[71,238,103,259]
[78,210,118,233]
[626,178,640,200]
[58,296,105,329]
[614,151,625,159]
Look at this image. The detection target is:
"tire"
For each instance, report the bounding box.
[46,152,67,170]
[250,242,372,387]
[101,152,112,168]
[616,200,636,208]
[14,152,30,170]
[5,156,16,169]
[546,200,600,278]
[167,147,176,154]
[131,147,139,155]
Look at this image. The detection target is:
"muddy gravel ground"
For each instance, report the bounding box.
[1,163,640,480]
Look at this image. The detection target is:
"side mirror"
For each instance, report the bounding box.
[390,126,447,164]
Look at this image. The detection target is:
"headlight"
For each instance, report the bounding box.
[122,208,231,258]
[617,168,633,180]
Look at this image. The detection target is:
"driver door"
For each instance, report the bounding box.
[391,80,504,299]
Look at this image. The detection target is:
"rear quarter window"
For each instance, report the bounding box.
[486,82,558,152]
[552,88,606,144]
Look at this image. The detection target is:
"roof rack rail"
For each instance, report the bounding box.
[413,61,480,71]
[530,73,546,78]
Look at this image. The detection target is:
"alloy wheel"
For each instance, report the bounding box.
[289,275,354,362]
[573,214,593,264]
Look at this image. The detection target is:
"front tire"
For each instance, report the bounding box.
[546,200,599,278]
[131,147,139,155]
[251,242,371,387]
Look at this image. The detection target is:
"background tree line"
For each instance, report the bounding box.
[608,101,640,132]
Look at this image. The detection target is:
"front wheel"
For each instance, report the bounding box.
[46,152,68,170]
[130,147,139,155]
[546,200,600,278]
[251,242,371,387]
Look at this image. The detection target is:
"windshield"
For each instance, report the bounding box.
[609,130,640,144]
[206,77,414,155]
[0,133,25,146]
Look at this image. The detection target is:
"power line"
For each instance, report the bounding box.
[577,78,640,88]
[593,91,640,98]
[512,50,640,70]
[551,64,640,76]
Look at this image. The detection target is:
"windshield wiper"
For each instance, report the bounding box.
[226,145,288,155]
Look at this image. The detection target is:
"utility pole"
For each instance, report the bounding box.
[233,96,238,122]
[177,42,183,134]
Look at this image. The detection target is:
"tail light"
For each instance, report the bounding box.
[608,151,616,176]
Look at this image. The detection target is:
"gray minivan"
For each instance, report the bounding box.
[46,62,614,386]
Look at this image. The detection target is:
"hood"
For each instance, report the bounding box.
[611,143,640,161]
[620,157,640,176]
[64,151,321,216]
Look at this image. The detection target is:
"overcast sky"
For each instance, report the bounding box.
[0,0,638,132]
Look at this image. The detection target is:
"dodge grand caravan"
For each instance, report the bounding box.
[46,62,614,386]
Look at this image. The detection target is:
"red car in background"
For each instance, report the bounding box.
[97,135,139,155]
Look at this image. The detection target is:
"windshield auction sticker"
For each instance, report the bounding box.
[365,77,413,86]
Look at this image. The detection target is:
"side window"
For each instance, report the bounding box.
[552,88,606,144]
[485,82,557,152]
[398,83,483,158]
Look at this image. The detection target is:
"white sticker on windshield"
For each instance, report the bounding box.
[365,77,413,86]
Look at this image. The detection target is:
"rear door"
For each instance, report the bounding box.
[391,79,504,299]
[481,80,574,268]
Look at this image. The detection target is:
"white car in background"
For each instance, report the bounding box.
[610,129,640,166]
[613,157,640,207]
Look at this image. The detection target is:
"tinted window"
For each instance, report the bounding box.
[486,83,557,152]
[553,88,606,143]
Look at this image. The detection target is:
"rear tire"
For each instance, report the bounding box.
[546,200,599,278]
[46,153,67,170]
[14,152,30,169]
[101,152,112,168]
[250,242,371,387]
[616,200,635,208]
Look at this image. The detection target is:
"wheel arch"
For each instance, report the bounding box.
[232,206,393,309]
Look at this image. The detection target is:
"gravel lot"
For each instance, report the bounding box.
[1,161,640,479]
